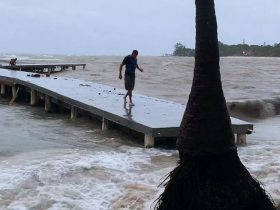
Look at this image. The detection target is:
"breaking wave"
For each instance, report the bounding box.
[227,97,280,119]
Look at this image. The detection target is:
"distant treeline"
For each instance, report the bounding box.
[173,42,280,57]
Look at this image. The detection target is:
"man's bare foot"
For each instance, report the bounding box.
[129,102,135,106]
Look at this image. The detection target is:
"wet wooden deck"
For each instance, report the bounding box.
[0,69,253,147]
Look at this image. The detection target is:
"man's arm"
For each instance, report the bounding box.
[136,65,143,72]
[119,63,125,79]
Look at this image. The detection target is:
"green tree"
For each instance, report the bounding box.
[156,0,275,209]
[174,41,280,57]
[173,43,194,56]
[218,42,280,57]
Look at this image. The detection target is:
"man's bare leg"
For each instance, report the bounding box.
[128,90,134,106]
[124,91,129,103]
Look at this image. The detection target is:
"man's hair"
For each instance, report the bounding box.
[132,50,138,55]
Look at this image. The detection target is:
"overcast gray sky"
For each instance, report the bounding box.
[0,0,279,55]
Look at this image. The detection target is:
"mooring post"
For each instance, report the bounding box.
[71,106,77,119]
[1,84,6,96]
[236,133,246,145]
[144,133,155,148]
[30,89,38,106]
[45,95,52,112]
[102,118,110,131]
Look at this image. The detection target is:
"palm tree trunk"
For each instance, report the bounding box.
[155,0,275,209]
[178,0,235,156]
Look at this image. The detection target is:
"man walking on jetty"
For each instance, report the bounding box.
[119,50,143,106]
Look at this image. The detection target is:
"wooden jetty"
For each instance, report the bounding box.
[0,63,86,73]
[0,69,253,147]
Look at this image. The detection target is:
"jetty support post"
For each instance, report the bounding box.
[144,133,155,148]
[102,118,110,131]
[10,85,19,104]
[30,89,38,106]
[12,85,17,98]
[1,84,6,96]
[72,66,76,70]
[236,133,247,145]
[82,64,86,70]
[71,105,78,119]
[45,95,52,112]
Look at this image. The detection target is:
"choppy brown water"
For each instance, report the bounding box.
[55,56,280,102]
[0,55,279,209]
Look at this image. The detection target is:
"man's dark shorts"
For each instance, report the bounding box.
[125,75,135,90]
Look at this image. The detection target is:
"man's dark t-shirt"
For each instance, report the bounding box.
[122,55,138,77]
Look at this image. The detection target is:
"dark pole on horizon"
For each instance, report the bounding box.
[155,0,275,209]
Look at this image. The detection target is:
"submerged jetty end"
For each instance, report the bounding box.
[1,63,86,74]
[0,69,252,148]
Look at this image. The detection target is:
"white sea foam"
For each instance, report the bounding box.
[0,56,280,208]
[0,54,61,65]
[0,147,176,209]
[239,116,280,204]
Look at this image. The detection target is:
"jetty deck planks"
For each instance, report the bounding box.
[0,68,253,147]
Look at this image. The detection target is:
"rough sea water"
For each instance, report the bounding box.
[0,55,280,209]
